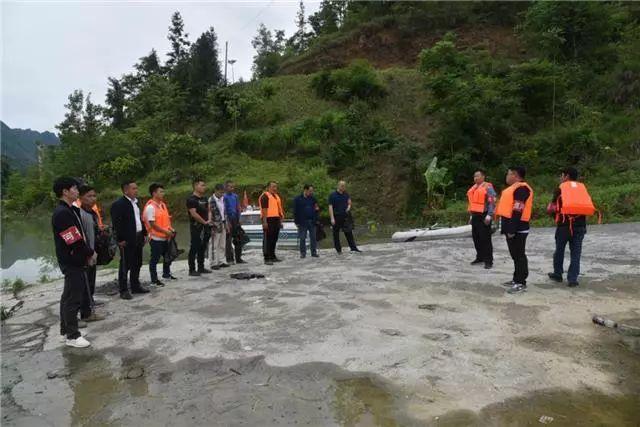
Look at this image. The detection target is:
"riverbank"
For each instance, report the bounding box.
[2,223,639,425]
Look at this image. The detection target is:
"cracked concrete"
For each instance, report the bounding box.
[1,223,639,426]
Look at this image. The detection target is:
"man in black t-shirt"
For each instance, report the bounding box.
[187,179,212,276]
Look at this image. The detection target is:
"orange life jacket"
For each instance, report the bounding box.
[467,182,493,214]
[496,182,534,222]
[558,181,595,216]
[259,192,284,219]
[73,200,104,228]
[143,199,172,239]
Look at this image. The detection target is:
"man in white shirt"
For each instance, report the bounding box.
[209,184,229,270]
[110,180,149,299]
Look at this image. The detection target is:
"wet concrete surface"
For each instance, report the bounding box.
[1,223,639,426]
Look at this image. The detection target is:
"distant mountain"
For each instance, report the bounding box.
[1,121,60,170]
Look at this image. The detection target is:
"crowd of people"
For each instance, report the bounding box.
[51,166,595,348]
[467,166,596,295]
[51,177,361,348]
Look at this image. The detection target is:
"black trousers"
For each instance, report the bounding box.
[80,266,96,319]
[332,214,357,252]
[225,217,243,262]
[118,232,144,293]
[263,218,281,261]
[471,214,493,264]
[189,225,211,271]
[60,267,88,339]
[506,233,528,285]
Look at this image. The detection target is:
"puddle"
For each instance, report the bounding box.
[4,348,421,426]
[63,351,149,426]
[435,389,640,426]
[333,377,399,427]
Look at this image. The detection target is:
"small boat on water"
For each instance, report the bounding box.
[391,224,473,243]
[239,206,300,248]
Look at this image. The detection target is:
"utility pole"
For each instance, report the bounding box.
[228,59,237,84]
[224,41,228,85]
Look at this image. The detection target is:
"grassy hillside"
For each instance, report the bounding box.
[3,2,639,228]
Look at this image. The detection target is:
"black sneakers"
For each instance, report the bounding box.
[568,282,580,288]
[507,283,527,294]
[548,272,563,282]
[189,270,201,277]
[470,259,483,265]
[120,291,133,300]
[198,268,212,274]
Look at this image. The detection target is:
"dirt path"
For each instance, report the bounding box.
[2,223,639,426]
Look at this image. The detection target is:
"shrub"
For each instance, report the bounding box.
[310,60,387,104]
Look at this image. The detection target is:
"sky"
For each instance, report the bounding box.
[1,0,319,132]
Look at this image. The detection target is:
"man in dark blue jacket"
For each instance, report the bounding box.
[52,177,96,348]
[293,184,320,258]
[110,179,149,299]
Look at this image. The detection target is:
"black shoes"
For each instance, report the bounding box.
[212,266,221,271]
[470,259,483,265]
[484,263,493,269]
[152,280,165,287]
[351,248,362,253]
[548,273,563,282]
[501,280,515,287]
[131,286,150,294]
[162,274,178,280]
[236,259,248,264]
[568,281,580,288]
[507,283,527,294]
[120,291,133,300]
[300,254,306,259]
[273,258,283,263]
[220,264,230,268]
[265,260,274,265]
[311,253,319,258]
[188,270,201,277]
[198,268,212,274]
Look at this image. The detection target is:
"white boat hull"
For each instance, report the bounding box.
[391,225,473,243]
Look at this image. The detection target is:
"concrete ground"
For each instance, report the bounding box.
[1,223,639,426]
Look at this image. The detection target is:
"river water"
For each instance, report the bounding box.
[0,218,391,284]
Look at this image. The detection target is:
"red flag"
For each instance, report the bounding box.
[242,190,249,211]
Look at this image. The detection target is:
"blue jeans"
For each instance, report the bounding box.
[149,239,171,282]
[553,226,586,283]
[298,220,318,256]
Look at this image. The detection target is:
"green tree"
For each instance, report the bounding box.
[166,11,190,69]
[308,0,346,37]
[251,24,286,79]
[188,27,223,115]
[105,77,127,129]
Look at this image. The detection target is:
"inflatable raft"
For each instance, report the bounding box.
[391,224,473,243]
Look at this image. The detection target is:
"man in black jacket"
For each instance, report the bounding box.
[110,180,149,299]
[52,177,96,348]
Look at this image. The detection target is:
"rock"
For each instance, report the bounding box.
[418,304,438,310]
[46,369,70,380]
[125,367,144,379]
[422,333,451,341]
[380,328,403,337]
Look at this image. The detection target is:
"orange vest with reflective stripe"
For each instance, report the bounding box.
[73,200,104,228]
[143,199,172,239]
[496,182,534,222]
[559,181,595,216]
[259,192,284,219]
[467,182,493,214]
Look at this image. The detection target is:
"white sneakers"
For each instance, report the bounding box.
[66,336,91,348]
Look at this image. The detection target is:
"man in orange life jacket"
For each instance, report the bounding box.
[495,166,534,294]
[547,167,593,287]
[260,181,284,265]
[467,169,497,269]
[143,183,176,287]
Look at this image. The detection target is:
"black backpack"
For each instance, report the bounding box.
[95,227,118,265]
